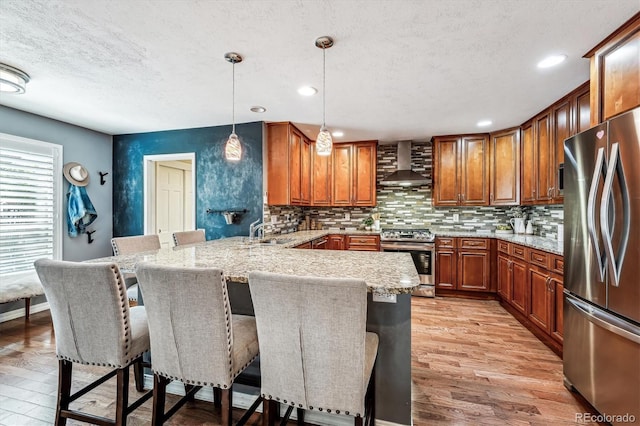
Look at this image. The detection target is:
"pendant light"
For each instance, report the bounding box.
[224,52,243,161]
[315,36,334,156]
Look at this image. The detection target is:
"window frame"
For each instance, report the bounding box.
[0,132,63,279]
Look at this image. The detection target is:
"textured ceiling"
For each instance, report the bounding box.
[0,0,638,142]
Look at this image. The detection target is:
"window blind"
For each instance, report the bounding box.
[0,134,62,278]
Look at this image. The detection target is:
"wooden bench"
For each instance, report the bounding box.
[1,271,44,320]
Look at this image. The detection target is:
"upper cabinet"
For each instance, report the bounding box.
[266,122,311,205]
[433,134,489,207]
[586,13,640,124]
[489,128,520,206]
[332,141,377,207]
[267,125,377,207]
[520,82,590,205]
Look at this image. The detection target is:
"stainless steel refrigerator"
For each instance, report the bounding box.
[563,106,640,424]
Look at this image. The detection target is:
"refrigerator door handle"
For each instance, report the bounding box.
[587,147,607,282]
[566,293,640,344]
[600,142,630,288]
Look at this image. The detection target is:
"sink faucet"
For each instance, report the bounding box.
[249,219,263,242]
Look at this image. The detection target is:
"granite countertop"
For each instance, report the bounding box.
[88,231,419,295]
[432,230,563,255]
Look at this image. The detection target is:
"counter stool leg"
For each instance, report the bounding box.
[152,375,167,426]
[213,387,222,407]
[115,367,129,426]
[55,360,72,426]
[296,407,304,425]
[221,388,232,426]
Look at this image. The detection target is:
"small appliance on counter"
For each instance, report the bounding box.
[380,228,435,297]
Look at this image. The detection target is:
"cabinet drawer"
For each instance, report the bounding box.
[528,249,550,269]
[459,238,489,250]
[510,244,526,259]
[436,237,456,249]
[550,255,564,275]
[346,235,380,251]
[497,240,510,254]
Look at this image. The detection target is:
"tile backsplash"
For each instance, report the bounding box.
[264,141,564,238]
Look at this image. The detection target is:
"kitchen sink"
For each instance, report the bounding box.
[258,238,293,245]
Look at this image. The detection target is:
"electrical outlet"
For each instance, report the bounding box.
[453,213,460,222]
[373,293,397,303]
[345,212,351,220]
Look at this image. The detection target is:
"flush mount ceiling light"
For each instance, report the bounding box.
[332,130,344,137]
[537,54,567,69]
[297,86,318,96]
[315,36,334,156]
[224,52,243,162]
[477,120,492,127]
[250,106,266,113]
[0,63,30,94]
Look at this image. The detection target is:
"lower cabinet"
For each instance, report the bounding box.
[345,235,380,251]
[496,241,564,352]
[435,237,491,292]
[327,234,345,250]
[296,234,379,251]
[311,236,328,249]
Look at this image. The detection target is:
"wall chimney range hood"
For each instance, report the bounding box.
[381,141,430,187]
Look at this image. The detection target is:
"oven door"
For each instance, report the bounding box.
[381,242,434,285]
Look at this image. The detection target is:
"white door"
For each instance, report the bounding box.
[156,163,185,247]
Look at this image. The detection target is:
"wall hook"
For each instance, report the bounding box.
[99,171,109,185]
[87,230,96,244]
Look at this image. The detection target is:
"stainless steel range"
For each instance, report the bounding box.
[380,229,435,297]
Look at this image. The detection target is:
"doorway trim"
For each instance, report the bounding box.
[143,153,196,235]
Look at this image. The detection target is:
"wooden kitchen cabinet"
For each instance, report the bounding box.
[295,241,312,249]
[497,250,526,315]
[497,254,511,300]
[266,122,311,205]
[311,236,328,249]
[520,82,590,206]
[586,13,640,125]
[550,275,564,343]
[311,142,332,206]
[435,237,491,292]
[528,266,552,332]
[432,134,489,206]
[327,234,345,250]
[489,128,520,205]
[457,249,490,291]
[331,141,377,207]
[345,235,380,251]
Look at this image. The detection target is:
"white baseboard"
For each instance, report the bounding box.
[143,374,410,426]
[0,302,49,323]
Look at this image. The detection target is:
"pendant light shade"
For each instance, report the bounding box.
[315,36,334,156]
[225,52,243,161]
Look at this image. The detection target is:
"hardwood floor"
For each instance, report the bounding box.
[0,297,600,425]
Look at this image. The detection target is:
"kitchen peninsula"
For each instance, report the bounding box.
[89,231,420,425]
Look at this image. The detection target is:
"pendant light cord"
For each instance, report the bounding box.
[232,60,236,134]
[322,45,326,127]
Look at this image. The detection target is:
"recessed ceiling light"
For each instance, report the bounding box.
[537,54,567,69]
[250,106,266,113]
[297,86,317,96]
[332,130,344,137]
[477,120,492,127]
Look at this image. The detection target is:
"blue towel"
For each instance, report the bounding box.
[67,184,97,237]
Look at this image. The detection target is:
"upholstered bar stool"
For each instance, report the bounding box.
[172,229,206,246]
[248,271,378,426]
[135,263,261,425]
[111,234,161,303]
[34,259,152,426]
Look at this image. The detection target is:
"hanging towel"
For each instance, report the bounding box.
[67,184,97,237]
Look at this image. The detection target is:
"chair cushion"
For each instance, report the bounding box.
[129,306,150,359]
[231,314,260,378]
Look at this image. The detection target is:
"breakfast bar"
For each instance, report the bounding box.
[89,233,420,425]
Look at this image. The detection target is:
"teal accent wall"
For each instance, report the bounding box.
[112,122,263,240]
